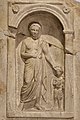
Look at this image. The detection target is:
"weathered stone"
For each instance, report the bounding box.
[0,0,80,120]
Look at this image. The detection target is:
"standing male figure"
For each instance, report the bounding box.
[20,22,62,110]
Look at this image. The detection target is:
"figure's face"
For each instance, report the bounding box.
[29,24,41,40]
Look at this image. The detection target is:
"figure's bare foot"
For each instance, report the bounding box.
[18,102,24,111]
[34,103,44,110]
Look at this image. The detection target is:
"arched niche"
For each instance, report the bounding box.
[16,11,65,46]
[10,4,69,30]
[15,11,65,111]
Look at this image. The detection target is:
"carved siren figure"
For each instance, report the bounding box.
[19,22,64,111]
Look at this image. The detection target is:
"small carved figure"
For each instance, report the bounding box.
[19,22,63,111]
[53,66,64,110]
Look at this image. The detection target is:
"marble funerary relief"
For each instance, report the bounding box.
[7,0,74,119]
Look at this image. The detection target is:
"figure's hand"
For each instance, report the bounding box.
[38,54,42,59]
[54,66,63,78]
[31,50,38,58]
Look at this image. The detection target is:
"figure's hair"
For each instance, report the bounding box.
[28,21,42,31]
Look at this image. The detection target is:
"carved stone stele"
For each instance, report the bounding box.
[1,0,80,120]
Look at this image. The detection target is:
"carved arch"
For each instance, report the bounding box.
[10,4,70,30]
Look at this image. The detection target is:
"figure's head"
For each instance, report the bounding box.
[54,66,63,78]
[28,22,42,40]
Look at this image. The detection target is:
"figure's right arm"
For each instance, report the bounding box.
[20,41,35,59]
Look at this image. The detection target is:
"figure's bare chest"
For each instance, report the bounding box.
[25,40,39,51]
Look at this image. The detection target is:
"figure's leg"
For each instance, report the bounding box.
[57,90,63,110]
[34,60,44,110]
[54,89,58,109]
[24,63,34,84]
[58,98,62,111]
[18,102,24,111]
[20,62,35,110]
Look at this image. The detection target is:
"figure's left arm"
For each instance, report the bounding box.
[42,41,56,70]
